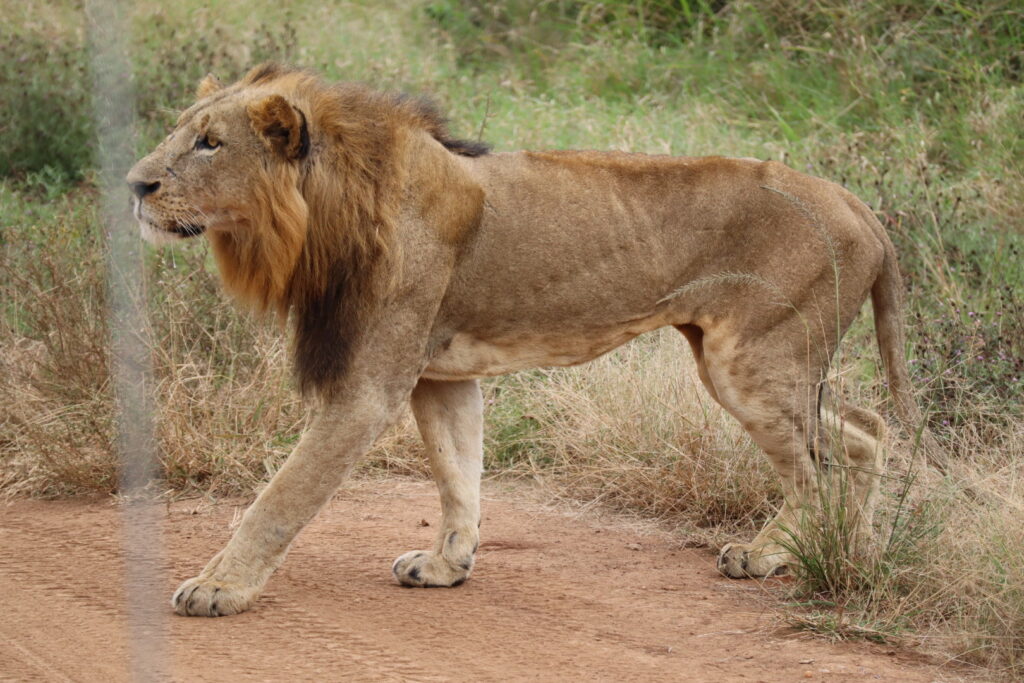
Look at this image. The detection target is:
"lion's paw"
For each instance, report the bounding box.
[171,576,259,617]
[716,542,793,579]
[392,550,472,588]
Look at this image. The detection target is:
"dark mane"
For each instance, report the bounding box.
[244,65,490,157]
[390,92,491,157]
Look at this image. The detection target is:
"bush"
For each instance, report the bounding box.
[0,30,93,183]
[0,4,301,186]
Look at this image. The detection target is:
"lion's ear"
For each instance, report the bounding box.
[196,73,223,99]
[247,94,310,161]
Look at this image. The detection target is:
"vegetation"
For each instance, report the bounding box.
[1,0,1021,676]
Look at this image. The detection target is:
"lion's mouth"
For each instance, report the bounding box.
[169,223,207,238]
[133,200,207,242]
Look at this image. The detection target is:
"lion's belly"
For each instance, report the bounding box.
[422,321,666,381]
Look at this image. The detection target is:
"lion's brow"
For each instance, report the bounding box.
[176,89,235,127]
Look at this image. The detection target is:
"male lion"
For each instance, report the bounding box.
[127,64,935,617]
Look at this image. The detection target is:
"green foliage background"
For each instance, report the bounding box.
[1,0,1022,674]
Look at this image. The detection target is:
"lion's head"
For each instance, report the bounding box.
[127,66,329,314]
[126,71,300,239]
[127,63,488,393]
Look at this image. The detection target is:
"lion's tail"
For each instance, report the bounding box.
[867,209,947,471]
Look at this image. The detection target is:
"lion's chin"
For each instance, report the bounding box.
[138,220,206,245]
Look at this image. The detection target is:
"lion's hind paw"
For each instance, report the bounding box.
[716,542,793,579]
[392,550,472,588]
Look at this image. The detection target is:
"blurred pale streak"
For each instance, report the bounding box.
[87,0,168,679]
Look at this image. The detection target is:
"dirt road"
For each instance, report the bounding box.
[1,479,948,682]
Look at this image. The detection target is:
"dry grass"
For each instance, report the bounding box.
[0,195,301,497]
[479,331,778,544]
[1,0,1022,677]
[765,394,1024,674]
[1,191,1021,671]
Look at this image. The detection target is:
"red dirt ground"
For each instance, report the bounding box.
[1,479,954,681]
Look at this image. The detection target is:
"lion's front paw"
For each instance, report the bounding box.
[171,576,259,617]
[716,542,793,579]
[392,550,472,588]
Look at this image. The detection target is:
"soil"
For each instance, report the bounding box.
[1,478,953,682]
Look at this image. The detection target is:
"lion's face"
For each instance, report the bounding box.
[126,76,309,246]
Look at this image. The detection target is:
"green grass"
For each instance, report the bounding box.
[1,0,1022,676]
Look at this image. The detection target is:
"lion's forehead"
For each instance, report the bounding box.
[176,89,235,125]
[174,89,255,135]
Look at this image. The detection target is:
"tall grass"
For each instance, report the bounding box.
[0,0,1021,676]
[481,333,779,537]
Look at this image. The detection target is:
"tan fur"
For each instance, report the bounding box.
[207,161,308,312]
[126,64,936,617]
[195,73,223,99]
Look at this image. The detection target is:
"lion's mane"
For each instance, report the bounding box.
[208,63,488,395]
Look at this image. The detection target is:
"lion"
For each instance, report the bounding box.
[126,64,939,617]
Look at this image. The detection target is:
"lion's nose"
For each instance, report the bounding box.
[129,180,161,199]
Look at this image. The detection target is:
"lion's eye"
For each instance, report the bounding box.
[195,134,221,151]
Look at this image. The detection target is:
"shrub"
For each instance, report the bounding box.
[0,30,93,184]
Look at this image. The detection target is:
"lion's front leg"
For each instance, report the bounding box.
[392,378,483,587]
[172,390,405,616]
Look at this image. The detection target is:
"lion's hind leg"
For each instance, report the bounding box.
[393,378,483,587]
[815,401,885,554]
[683,324,828,579]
